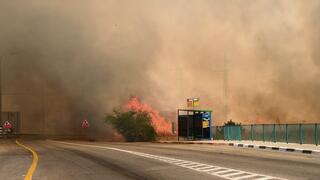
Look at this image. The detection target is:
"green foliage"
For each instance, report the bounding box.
[224,119,241,126]
[105,109,156,142]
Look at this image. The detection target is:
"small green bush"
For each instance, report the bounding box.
[105,109,156,142]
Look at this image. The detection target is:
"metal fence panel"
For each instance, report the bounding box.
[212,124,318,145]
[276,124,286,143]
[264,124,274,142]
[303,124,315,145]
[253,125,263,141]
[288,124,299,144]
[241,125,251,140]
[215,126,224,140]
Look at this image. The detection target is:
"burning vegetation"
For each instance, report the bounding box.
[105,110,156,142]
[105,96,172,141]
[125,96,172,136]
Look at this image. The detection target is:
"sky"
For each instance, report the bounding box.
[0,1,319,136]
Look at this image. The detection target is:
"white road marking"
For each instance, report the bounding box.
[51,141,287,180]
[255,177,275,180]
[233,174,260,180]
[224,171,246,177]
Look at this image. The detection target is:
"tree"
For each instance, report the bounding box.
[105,109,156,142]
[224,119,241,126]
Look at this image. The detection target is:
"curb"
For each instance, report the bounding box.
[228,142,320,155]
[156,141,320,155]
[156,141,229,146]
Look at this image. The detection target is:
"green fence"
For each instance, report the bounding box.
[214,124,319,145]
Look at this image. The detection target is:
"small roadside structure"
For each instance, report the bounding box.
[177,109,213,141]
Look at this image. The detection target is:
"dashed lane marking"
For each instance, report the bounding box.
[16,140,38,180]
[51,141,287,180]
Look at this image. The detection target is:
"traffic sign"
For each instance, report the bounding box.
[187,98,200,107]
[3,121,12,129]
[202,112,210,121]
[81,119,90,129]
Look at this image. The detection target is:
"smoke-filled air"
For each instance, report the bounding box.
[0,1,320,138]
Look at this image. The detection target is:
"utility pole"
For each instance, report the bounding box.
[223,53,229,122]
[0,55,3,125]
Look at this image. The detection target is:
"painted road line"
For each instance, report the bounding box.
[51,141,287,180]
[15,140,38,180]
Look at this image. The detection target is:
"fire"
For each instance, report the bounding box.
[125,96,172,136]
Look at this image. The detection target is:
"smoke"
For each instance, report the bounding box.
[0,1,319,136]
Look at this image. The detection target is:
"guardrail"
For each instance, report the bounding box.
[213,124,319,145]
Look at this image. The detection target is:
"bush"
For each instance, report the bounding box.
[105,109,156,142]
[224,119,241,126]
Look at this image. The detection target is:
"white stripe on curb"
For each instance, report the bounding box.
[231,143,318,154]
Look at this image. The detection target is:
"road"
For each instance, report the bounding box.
[1,139,320,180]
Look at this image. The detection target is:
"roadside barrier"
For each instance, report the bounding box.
[214,123,319,145]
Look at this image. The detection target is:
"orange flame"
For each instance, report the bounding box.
[125,96,172,136]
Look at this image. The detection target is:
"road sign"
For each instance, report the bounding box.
[202,121,209,128]
[202,112,210,121]
[187,98,200,107]
[81,119,90,129]
[3,121,12,129]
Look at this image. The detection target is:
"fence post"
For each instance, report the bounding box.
[299,124,303,145]
[262,124,265,142]
[315,123,318,146]
[251,124,254,141]
[216,126,218,140]
[240,126,242,141]
[226,126,228,141]
[273,124,277,143]
[285,124,288,144]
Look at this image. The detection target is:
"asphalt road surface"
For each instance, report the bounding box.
[1,139,320,180]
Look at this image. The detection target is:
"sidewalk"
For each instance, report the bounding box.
[157,140,320,154]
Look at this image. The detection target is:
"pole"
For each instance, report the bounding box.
[273,124,277,143]
[315,123,318,146]
[0,55,2,127]
[262,124,265,142]
[177,110,179,141]
[285,124,289,144]
[209,111,213,141]
[299,124,303,145]
[216,126,218,140]
[251,124,254,141]
[187,111,189,141]
[223,53,229,123]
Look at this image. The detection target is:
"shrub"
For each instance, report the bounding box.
[105,109,156,142]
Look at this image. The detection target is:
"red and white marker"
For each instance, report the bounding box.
[81,119,90,129]
[3,121,12,129]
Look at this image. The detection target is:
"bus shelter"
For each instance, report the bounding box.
[177,109,212,141]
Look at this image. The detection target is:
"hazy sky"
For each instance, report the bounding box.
[1,0,320,130]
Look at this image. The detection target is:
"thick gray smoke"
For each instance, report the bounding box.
[0,1,319,137]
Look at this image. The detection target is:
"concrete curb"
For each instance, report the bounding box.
[156,141,320,155]
[228,142,319,155]
[156,141,229,146]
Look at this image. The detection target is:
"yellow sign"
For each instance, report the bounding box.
[202,121,209,128]
[187,98,200,107]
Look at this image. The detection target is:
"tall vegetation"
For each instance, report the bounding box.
[105,109,156,142]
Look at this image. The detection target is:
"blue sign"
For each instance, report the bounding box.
[202,112,210,121]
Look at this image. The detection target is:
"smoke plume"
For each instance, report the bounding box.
[0,1,319,136]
